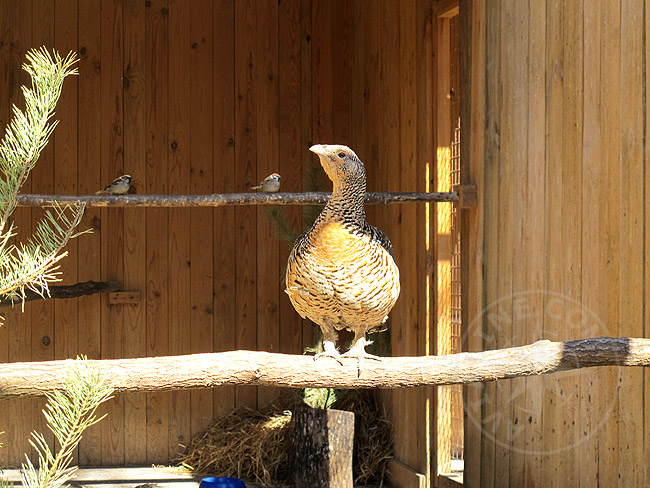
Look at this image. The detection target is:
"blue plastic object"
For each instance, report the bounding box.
[199,476,245,488]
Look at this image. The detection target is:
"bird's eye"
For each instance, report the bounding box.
[338,151,347,158]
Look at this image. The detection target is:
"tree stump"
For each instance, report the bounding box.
[291,407,355,488]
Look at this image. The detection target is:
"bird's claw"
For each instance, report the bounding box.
[313,350,344,366]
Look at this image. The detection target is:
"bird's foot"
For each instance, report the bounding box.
[342,338,383,376]
[313,341,343,365]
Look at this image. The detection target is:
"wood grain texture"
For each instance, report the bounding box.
[167,0,192,458]
[144,0,170,464]
[460,1,485,486]
[481,2,500,485]
[522,2,545,485]
[30,0,56,463]
[188,0,215,437]
[99,0,127,466]
[234,0,258,410]
[278,0,305,362]
[3,337,650,397]
[618,3,644,485]
[212,0,236,419]
[76,0,103,466]
[581,2,602,486]
[507,1,529,484]
[255,0,280,408]
[123,0,147,465]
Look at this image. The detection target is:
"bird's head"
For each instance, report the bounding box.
[309,144,365,189]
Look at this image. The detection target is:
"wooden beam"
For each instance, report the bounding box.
[2,336,650,398]
[15,192,460,207]
[386,459,427,488]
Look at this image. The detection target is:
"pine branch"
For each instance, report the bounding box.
[0,48,85,318]
[19,359,113,488]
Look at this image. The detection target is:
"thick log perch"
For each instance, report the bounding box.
[16,191,461,208]
[1,337,649,398]
[0,280,120,307]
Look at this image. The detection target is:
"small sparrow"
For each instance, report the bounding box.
[251,173,281,193]
[96,175,132,195]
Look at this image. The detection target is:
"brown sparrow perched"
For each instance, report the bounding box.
[96,175,132,195]
[251,173,281,193]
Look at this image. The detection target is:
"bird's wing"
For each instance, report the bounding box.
[363,222,395,257]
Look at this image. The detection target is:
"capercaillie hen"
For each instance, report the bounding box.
[285,144,400,370]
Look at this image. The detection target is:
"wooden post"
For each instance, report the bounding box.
[291,408,355,488]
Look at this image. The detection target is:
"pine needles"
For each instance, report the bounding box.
[18,358,113,488]
[0,47,86,318]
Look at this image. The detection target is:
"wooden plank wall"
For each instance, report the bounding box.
[0,0,435,472]
[463,1,649,486]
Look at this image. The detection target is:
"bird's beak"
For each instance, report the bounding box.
[309,144,328,157]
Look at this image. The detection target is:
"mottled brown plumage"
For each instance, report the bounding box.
[285,144,400,368]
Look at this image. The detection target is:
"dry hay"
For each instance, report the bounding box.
[177,391,393,487]
[178,407,292,487]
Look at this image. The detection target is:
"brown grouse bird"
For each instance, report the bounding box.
[285,144,400,369]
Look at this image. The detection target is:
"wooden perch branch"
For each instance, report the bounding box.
[0,281,120,307]
[16,191,460,208]
[1,337,648,398]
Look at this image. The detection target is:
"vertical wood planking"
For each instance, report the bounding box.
[123,0,147,465]
[189,0,214,435]
[415,1,434,479]
[53,0,79,362]
[144,0,170,463]
[212,0,236,416]
[331,0,352,144]
[618,1,644,485]
[523,1,546,485]
[255,0,279,408]
[597,1,621,485]
[493,1,514,483]
[298,0,313,352]
[392,0,417,468]
[541,0,563,478]
[401,0,427,475]
[77,0,104,465]
[311,0,334,145]
[100,0,126,465]
[2,0,33,464]
[645,2,650,485]
[234,0,258,409]
[580,1,602,485]
[461,1,486,485]
[645,3,650,486]
[30,0,56,460]
[167,0,192,457]
[555,1,583,483]
[481,2,501,485]
[278,0,304,359]
[0,16,13,464]
[507,0,529,484]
